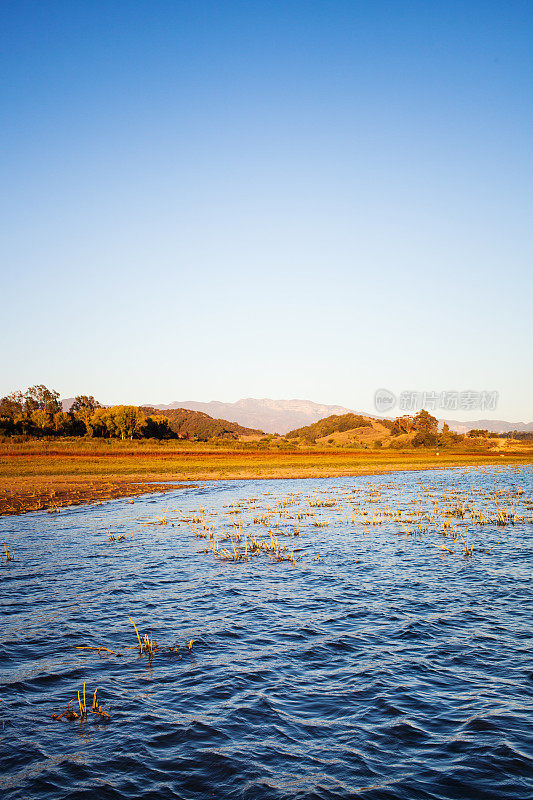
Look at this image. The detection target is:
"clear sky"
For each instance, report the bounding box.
[1,1,532,421]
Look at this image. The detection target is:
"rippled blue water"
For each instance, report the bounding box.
[1,466,532,800]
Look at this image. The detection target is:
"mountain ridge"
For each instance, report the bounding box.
[152,398,363,434]
[148,398,533,435]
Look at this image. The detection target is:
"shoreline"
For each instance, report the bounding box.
[1,453,531,516]
[0,477,188,517]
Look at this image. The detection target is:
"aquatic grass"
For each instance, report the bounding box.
[76,645,122,656]
[52,683,110,721]
[78,683,86,717]
[128,616,158,656]
[460,531,474,557]
[142,513,169,526]
[107,528,132,542]
[178,472,531,566]
[4,543,15,561]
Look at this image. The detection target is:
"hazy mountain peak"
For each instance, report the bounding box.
[151,398,533,436]
[153,398,363,434]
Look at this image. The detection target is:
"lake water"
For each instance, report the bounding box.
[1,466,532,800]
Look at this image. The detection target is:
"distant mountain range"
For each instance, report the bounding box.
[62,396,533,436]
[152,398,360,435]
[151,398,533,436]
[436,418,533,435]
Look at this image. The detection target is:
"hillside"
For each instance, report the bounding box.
[142,407,263,440]
[286,413,393,446]
[283,410,533,450]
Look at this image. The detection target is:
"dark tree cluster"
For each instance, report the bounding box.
[0,386,172,440]
[500,431,533,440]
[467,429,499,438]
[0,386,264,441]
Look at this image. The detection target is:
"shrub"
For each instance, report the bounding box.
[412,431,437,447]
[390,436,409,450]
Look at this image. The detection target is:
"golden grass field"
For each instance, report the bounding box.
[1,440,532,515]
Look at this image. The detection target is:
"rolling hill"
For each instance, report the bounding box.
[286,413,393,446]
[141,407,263,440]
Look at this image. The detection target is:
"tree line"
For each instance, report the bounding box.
[0,385,173,440]
[388,410,464,446]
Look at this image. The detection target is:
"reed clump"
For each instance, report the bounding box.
[52,683,110,721]
[3,543,15,561]
[76,617,194,660]
[129,616,158,656]
[141,513,169,526]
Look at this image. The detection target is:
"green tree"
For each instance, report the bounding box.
[71,395,101,436]
[413,409,438,433]
[143,414,174,439]
[91,407,115,437]
[412,431,438,447]
[71,395,101,413]
[31,409,52,433]
[0,391,25,419]
[438,422,453,447]
[24,385,61,416]
[108,406,146,440]
[391,415,414,435]
[0,415,15,435]
[53,411,72,435]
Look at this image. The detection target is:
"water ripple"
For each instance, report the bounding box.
[1,467,532,799]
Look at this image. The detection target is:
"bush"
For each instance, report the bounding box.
[412,431,437,447]
[390,436,410,450]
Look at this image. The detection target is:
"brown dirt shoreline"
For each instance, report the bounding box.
[0,477,187,516]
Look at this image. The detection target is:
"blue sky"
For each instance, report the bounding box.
[1,1,532,421]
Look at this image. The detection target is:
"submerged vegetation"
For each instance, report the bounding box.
[73,614,195,667]
[3,543,15,561]
[171,471,531,566]
[52,683,110,722]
